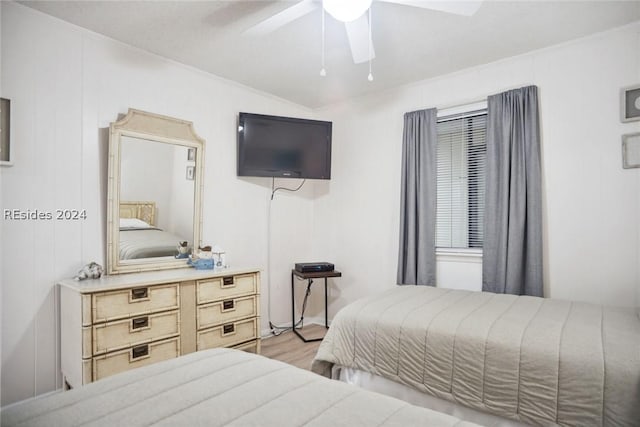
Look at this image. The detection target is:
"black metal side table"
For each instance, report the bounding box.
[291,269,342,343]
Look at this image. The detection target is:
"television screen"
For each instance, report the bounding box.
[237,112,332,180]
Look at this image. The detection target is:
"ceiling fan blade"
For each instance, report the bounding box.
[345,14,375,64]
[380,0,482,16]
[243,0,318,36]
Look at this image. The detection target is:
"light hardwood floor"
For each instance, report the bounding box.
[260,324,327,370]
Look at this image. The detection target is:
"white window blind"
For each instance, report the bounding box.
[436,111,487,249]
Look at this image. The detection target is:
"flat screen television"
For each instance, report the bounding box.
[237,112,332,180]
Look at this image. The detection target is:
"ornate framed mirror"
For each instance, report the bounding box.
[107,109,204,274]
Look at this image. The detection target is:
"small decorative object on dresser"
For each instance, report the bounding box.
[212,245,227,268]
[194,245,213,258]
[73,262,104,281]
[621,84,640,122]
[59,268,260,388]
[188,257,214,270]
[188,245,215,269]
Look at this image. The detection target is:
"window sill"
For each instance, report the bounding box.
[436,248,482,263]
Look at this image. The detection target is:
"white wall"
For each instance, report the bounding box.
[312,22,640,320]
[120,137,177,230]
[168,146,197,240]
[0,2,315,406]
[120,138,195,237]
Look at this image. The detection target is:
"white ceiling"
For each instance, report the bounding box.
[19,0,640,108]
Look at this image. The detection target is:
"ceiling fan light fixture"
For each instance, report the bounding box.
[323,0,372,22]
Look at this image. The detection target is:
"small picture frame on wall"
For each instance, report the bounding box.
[187,147,195,161]
[186,165,195,180]
[622,133,640,169]
[0,98,11,166]
[621,84,640,122]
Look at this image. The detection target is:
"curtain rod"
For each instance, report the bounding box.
[433,83,535,112]
[437,100,487,118]
[406,84,535,116]
[437,98,486,112]
[437,109,486,123]
[405,98,486,116]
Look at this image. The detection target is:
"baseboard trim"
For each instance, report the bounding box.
[261,317,331,339]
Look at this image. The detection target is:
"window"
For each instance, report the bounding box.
[436,110,487,249]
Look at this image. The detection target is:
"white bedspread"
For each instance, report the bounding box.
[311,286,640,426]
[119,228,182,259]
[2,348,482,427]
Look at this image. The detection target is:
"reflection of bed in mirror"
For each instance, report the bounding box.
[119,201,184,260]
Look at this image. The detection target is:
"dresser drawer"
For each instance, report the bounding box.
[197,317,257,350]
[92,336,180,381]
[196,274,257,304]
[93,310,180,355]
[92,283,179,322]
[197,295,257,330]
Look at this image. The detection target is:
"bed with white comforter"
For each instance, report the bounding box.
[2,348,482,427]
[311,286,640,426]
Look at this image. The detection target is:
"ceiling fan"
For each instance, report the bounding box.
[244,0,483,65]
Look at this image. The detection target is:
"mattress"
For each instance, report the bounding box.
[119,228,182,259]
[2,348,482,427]
[311,286,640,426]
[335,366,529,427]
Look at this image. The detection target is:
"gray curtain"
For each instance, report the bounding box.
[482,85,543,296]
[397,109,437,286]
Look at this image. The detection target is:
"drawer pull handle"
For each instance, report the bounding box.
[222,300,235,310]
[222,276,234,287]
[132,344,149,359]
[132,316,149,329]
[223,324,235,334]
[131,287,148,300]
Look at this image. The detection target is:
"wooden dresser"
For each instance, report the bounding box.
[59,267,260,388]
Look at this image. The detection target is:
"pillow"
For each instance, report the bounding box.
[120,218,152,229]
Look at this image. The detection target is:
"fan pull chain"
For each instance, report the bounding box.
[320,5,327,77]
[368,6,373,82]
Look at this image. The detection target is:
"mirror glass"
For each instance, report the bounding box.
[118,136,195,260]
[107,109,204,274]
